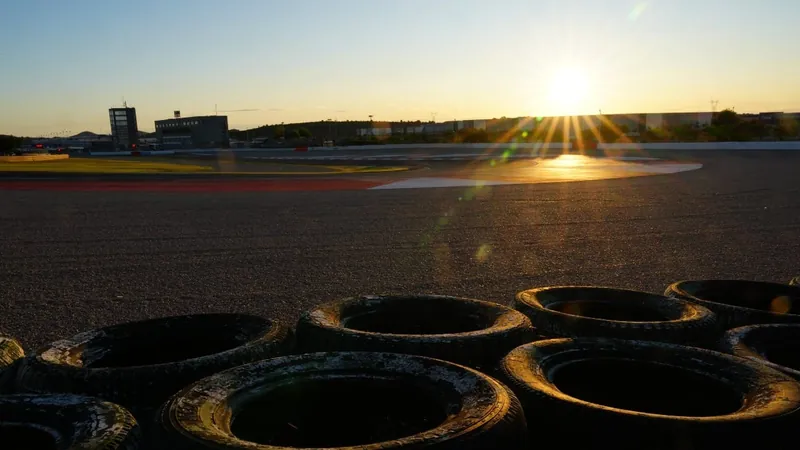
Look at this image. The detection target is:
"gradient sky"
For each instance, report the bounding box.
[2,0,799,136]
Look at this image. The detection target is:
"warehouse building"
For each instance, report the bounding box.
[154,113,229,149]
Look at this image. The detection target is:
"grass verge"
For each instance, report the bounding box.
[0,158,213,173]
[0,158,411,175]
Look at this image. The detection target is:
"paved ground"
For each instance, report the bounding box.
[1,151,799,349]
[0,156,704,191]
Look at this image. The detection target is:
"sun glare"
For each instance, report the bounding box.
[548,68,589,114]
[549,154,587,168]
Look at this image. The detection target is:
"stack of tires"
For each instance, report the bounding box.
[494,281,800,449]
[1,314,294,449]
[2,279,800,449]
[157,295,536,449]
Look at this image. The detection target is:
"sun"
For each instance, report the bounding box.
[547,68,589,114]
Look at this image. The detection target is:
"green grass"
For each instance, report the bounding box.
[0,158,411,175]
[0,158,214,173]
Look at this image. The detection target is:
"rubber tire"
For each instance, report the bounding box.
[0,394,140,449]
[512,286,718,345]
[158,351,528,450]
[499,338,800,450]
[0,337,24,394]
[721,324,800,380]
[665,280,800,329]
[296,295,536,370]
[15,314,293,415]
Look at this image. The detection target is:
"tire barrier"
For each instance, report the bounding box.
[0,394,140,449]
[15,314,293,424]
[665,280,800,328]
[499,338,800,450]
[157,352,528,450]
[512,286,718,345]
[721,324,800,380]
[9,282,800,448]
[0,336,24,394]
[295,294,535,370]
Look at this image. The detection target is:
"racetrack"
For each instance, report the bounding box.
[1,151,799,349]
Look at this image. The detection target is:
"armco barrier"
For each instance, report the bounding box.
[88,151,132,156]
[185,143,573,153]
[89,142,800,157]
[87,150,176,156]
[599,142,800,151]
[310,143,572,151]
[141,150,176,156]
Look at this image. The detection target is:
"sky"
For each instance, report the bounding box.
[2,0,799,136]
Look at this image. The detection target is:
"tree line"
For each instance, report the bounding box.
[229,110,798,145]
[634,110,798,143]
[0,135,24,155]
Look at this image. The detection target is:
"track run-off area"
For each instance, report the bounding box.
[0,150,798,348]
[0,152,701,192]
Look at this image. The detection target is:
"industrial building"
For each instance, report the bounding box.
[109,106,139,150]
[647,112,713,130]
[154,113,229,149]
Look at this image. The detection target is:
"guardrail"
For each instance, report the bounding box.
[88,150,176,157]
[177,143,573,154]
[85,141,800,156]
[598,142,800,151]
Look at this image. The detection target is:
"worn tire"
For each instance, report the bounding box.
[665,280,800,329]
[15,314,293,416]
[158,352,528,450]
[499,338,800,450]
[0,336,24,393]
[721,324,800,380]
[296,295,536,370]
[512,286,718,345]
[0,394,140,449]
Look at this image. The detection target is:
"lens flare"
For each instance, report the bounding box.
[475,244,492,263]
[629,2,649,21]
[771,296,792,314]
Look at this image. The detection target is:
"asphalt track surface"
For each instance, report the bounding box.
[1,151,799,349]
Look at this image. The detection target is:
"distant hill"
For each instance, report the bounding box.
[70,131,99,139]
[229,120,374,141]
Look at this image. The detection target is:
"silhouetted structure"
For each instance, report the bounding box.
[109,107,139,150]
[155,115,229,149]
